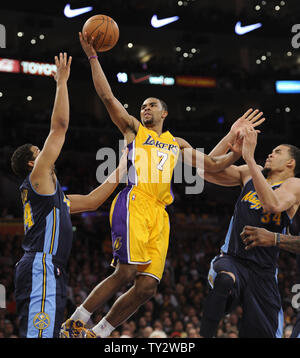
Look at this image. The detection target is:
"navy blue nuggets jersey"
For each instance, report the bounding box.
[15,175,73,337]
[20,175,73,264]
[221,178,291,270]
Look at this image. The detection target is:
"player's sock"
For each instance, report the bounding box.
[70,304,92,324]
[200,272,234,338]
[92,317,115,338]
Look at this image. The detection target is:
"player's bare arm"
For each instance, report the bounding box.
[30,53,72,195]
[200,109,265,187]
[241,226,300,253]
[176,137,240,173]
[79,32,139,141]
[242,128,300,214]
[68,148,128,214]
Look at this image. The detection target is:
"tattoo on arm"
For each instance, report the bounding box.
[279,235,300,254]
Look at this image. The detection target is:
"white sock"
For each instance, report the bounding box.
[70,304,92,324]
[92,317,115,338]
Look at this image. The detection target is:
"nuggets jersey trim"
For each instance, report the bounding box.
[221,178,292,270]
[127,124,180,206]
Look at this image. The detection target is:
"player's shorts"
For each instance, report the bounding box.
[291,311,300,338]
[208,253,283,338]
[109,186,170,282]
[14,252,67,338]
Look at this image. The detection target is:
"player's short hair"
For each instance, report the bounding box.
[283,144,300,176]
[11,143,34,178]
[158,98,168,112]
[145,97,168,112]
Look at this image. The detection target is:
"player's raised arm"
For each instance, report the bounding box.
[209,109,265,157]
[30,53,72,194]
[79,32,139,137]
[242,128,300,213]
[194,109,265,187]
[176,137,241,173]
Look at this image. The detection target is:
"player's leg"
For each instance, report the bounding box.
[239,269,283,338]
[14,257,33,338]
[61,189,152,337]
[89,204,168,338]
[200,255,242,338]
[60,263,138,338]
[80,262,137,314]
[90,275,157,337]
[15,253,58,338]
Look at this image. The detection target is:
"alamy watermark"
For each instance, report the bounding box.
[0,284,5,308]
[291,284,300,309]
[0,24,6,48]
[291,24,300,49]
[95,140,205,195]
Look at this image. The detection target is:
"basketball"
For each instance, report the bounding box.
[82,14,119,52]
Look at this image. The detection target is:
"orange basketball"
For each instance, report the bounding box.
[82,14,119,52]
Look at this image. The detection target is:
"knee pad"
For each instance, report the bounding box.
[200,272,235,337]
[213,272,235,296]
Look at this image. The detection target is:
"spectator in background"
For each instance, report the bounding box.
[149,330,167,338]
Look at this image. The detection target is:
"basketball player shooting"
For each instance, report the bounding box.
[59,31,264,338]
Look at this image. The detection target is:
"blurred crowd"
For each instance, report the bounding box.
[0,173,299,338]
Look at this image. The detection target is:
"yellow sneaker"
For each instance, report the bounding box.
[82,328,98,338]
[59,319,87,338]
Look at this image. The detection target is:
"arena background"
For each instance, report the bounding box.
[0,0,300,339]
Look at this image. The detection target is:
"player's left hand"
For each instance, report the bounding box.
[241,226,275,249]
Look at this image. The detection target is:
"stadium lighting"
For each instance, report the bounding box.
[117,72,128,83]
[276,81,300,93]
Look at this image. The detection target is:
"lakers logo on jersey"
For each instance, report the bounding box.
[143,134,179,155]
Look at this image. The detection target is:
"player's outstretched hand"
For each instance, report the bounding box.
[231,108,265,138]
[79,31,97,58]
[52,52,72,83]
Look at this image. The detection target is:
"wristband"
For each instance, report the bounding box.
[88,55,98,61]
[275,233,281,246]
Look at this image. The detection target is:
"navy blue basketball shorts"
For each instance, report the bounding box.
[14,252,67,338]
[208,253,283,338]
